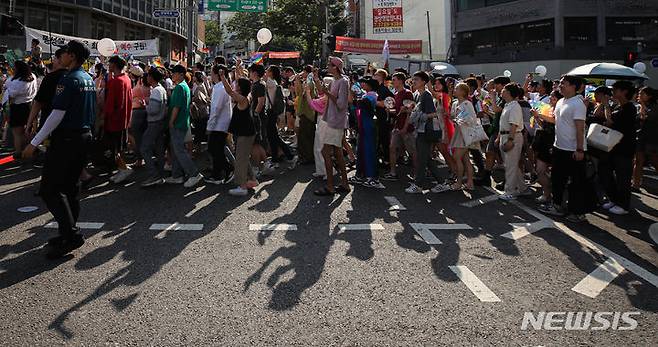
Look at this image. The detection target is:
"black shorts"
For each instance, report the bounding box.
[532,129,554,164]
[9,102,30,127]
[104,130,127,155]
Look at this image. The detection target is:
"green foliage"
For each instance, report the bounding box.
[224,0,346,61]
[204,20,224,47]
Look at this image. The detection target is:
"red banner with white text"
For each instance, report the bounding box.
[335,36,422,54]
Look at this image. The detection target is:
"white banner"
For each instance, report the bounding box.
[25,27,159,57]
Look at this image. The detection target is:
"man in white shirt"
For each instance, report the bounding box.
[205,64,234,184]
[539,75,590,222]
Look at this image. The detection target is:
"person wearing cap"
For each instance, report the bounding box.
[26,48,68,138]
[165,64,203,188]
[129,65,150,168]
[22,40,96,258]
[104,55,134,183]
[351,76,384,189]
[313,56,350,196]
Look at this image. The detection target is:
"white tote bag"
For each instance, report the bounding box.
[587,123,623,152]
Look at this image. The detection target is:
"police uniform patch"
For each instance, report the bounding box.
[56,84,65,95]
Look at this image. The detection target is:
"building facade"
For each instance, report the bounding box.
[1,0,202,63]
[451,0,658,84]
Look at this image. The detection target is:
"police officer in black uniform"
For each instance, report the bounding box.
[23,40,96,258]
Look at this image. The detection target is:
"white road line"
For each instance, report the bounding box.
[338,224,384,231]
[149,223,204,231]
[503,220,555,240]
[410,223,472,245]
[572,258,626,298]
[44,222,104,230]
[384,196,407,211]
[485,187,658,290]
[644,175,658,181]
[249,224,298,231]
[449,265,501,302]
[460,194,500,207]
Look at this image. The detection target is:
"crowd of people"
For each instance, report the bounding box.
[1,39,657,257]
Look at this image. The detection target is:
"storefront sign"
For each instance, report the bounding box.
[373,0,403,34]
[335,36,421,54]
[25,27,159,57]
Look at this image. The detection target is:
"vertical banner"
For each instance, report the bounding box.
[372,0,403,34]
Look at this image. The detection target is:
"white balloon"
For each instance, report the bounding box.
[535,65,547,77]
[633,62,647,74]
[97,38,116,57]
[503,70,512,78]
[256,28,273,45]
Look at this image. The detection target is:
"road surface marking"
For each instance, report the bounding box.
[572,258,625,298]
[484,187,658,289]
[449,265,501,302]
[410,223,473,244]
[338,224,384,231]
[503,220,555,240]
[44,222,104,230]
[149,223,204,231]
[249,224,298,231]
[384,196,407,211]
[460,194,500,207]
[650,223,658,245]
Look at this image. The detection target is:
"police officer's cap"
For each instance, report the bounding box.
[62,40,90,63]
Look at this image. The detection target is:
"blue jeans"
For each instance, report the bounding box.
[169,127,198,179]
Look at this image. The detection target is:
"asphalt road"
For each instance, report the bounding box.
[0,156,657,346]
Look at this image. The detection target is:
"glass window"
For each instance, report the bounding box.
[523,19,553,46]
[61,14,76,36]
[457,0,485,11]
[29,8,48,31]
[607,17,658,46]
[565,17,597,44]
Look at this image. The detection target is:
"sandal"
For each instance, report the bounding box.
[314,187,335,196]
[335,185,351,194]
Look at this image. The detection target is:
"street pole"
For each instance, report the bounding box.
[426,10,432,61]
[46,0,53,58]
[321,2,328,64]
[187,0,195,67]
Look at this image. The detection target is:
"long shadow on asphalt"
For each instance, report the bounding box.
[41,170,235,339]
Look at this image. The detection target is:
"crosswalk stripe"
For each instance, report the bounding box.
[449,265,501,302]
[44,222,105,230]
[410,223,472,245]
[149,223,204,231]
[460,194,500,207]
[338,224,384,231]
[572,258,625,298]
[503,221,554,240]
[385,196,407,211]
[249,224,298,231]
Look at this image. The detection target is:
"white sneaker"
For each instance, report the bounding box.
[229,186,248,196]
[110,169,133,183]
[164,176,184,184]
[608,205,629,215]
[430,183,450,193]
[183,173,204,188]
[405,183,422,194]
[602,201,615,210]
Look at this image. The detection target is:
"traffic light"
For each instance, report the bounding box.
[325,35,336,52]
[624,51,638,67]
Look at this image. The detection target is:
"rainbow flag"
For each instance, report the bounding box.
[251,52,265,65]
[530,100,552,117]
[152,57,164,68]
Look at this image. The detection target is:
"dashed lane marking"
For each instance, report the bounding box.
[410,223,473,245]
[384,196,407,211]
[44,222,105,230]
[338,224,384,231]
[572,258,625,298]
[460,194,500,208]
[249,224,298,231]
[149,223,204,231]
[449,265,501,302]
[503,220,555,240]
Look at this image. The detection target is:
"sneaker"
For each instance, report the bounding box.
[405,183,423,194]
[46,234,84,259]
[204,177,224,185]
[495,182,505,191]
[223,172,235,184]
[566,214,588,223]
[110,168,133,183]
[229,186,249,196]
[602,201,615,210]
[164,176,184,184]
[535,195,551,204]
[608,205,629,215]
[499,193,517,201]
[538,203,565,216]
[364,179,386,189]
[261,162,277,176]
[430,183,450,193]
[141,176,165,187]
[382,173,400,181]
[348,176,365,185]
[184,173,204,188]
